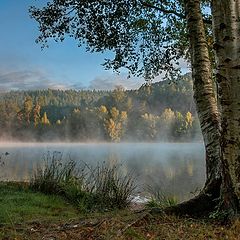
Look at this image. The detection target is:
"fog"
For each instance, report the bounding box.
[0,142,205,201]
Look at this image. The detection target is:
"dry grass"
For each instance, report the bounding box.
[1,210,240,240]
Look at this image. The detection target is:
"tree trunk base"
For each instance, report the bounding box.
[150,178,221,217]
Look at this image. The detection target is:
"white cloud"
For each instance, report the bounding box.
[88,74,145,90]
[0,69,145,92]
[0,64,190,92]
[0,69,79,92]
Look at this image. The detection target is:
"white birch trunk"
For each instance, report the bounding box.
[152,0,224,216]
[212,0,240,212]
[184,0,221,191]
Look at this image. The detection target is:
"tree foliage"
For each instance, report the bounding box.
[0,76,198,142]
[29,0,192,79]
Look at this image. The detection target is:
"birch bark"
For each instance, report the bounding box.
[162,0,222,215]
[212,0,240,213]
[183,0,221,193]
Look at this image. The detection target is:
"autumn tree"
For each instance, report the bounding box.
[104,107,128,142]
[185,111,193,128]
[23,96,33,125]
[33,102,41,126]
[41,112,50,125]
[172,111,185,139]
[0,101,19,136]
[140,113,159,140]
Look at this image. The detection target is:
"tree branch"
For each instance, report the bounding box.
[140,1,212,25]
[140,1,186,19]
[203,18,212,25]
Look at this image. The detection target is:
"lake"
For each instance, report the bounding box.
[0,142,205,201]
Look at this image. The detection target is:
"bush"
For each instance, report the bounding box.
[30,152,136,211]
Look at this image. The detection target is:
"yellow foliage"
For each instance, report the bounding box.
[104,118,120,142]
[41,112,50,125]
[120,111,127,121]
[186,111,193,127]
[110,107,119,120]
[99,105,108,113]
[161,108,175,122]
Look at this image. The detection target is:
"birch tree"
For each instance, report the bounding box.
[30,0,240,216]
[168,0,222,216]
[212,0,240,215]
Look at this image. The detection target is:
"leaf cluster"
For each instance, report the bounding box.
[29,0,188,79]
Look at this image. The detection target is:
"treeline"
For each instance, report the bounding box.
[0,74,202,142]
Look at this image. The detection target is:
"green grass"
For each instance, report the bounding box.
[1,182,240,240]
[145,185,178,209]
[0,182,78,225]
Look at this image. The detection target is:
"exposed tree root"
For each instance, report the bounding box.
[150,178,221,217]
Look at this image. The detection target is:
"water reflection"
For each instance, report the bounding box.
[0,142,205,200]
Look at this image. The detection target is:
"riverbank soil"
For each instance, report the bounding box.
[1,182,240,239]
[1,212,240,240]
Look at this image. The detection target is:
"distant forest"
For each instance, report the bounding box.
[0,73,202,142]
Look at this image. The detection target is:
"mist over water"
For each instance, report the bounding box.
[0,142,205,201]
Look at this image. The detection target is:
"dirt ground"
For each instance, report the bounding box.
[2,210,240,240]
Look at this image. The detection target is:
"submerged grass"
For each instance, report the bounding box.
[29,152,136,212]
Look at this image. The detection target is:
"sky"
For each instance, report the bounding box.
[0,0,189,92]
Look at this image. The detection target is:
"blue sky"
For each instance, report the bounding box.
[0,0,188,91]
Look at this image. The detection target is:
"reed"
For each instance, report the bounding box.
[30,152,136,211]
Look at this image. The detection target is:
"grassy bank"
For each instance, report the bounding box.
[1,156,240,240]
[1,183,240,239]
[0,182,79,239]
[0,182,78,224]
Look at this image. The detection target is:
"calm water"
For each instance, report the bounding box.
[0,142,205,200]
